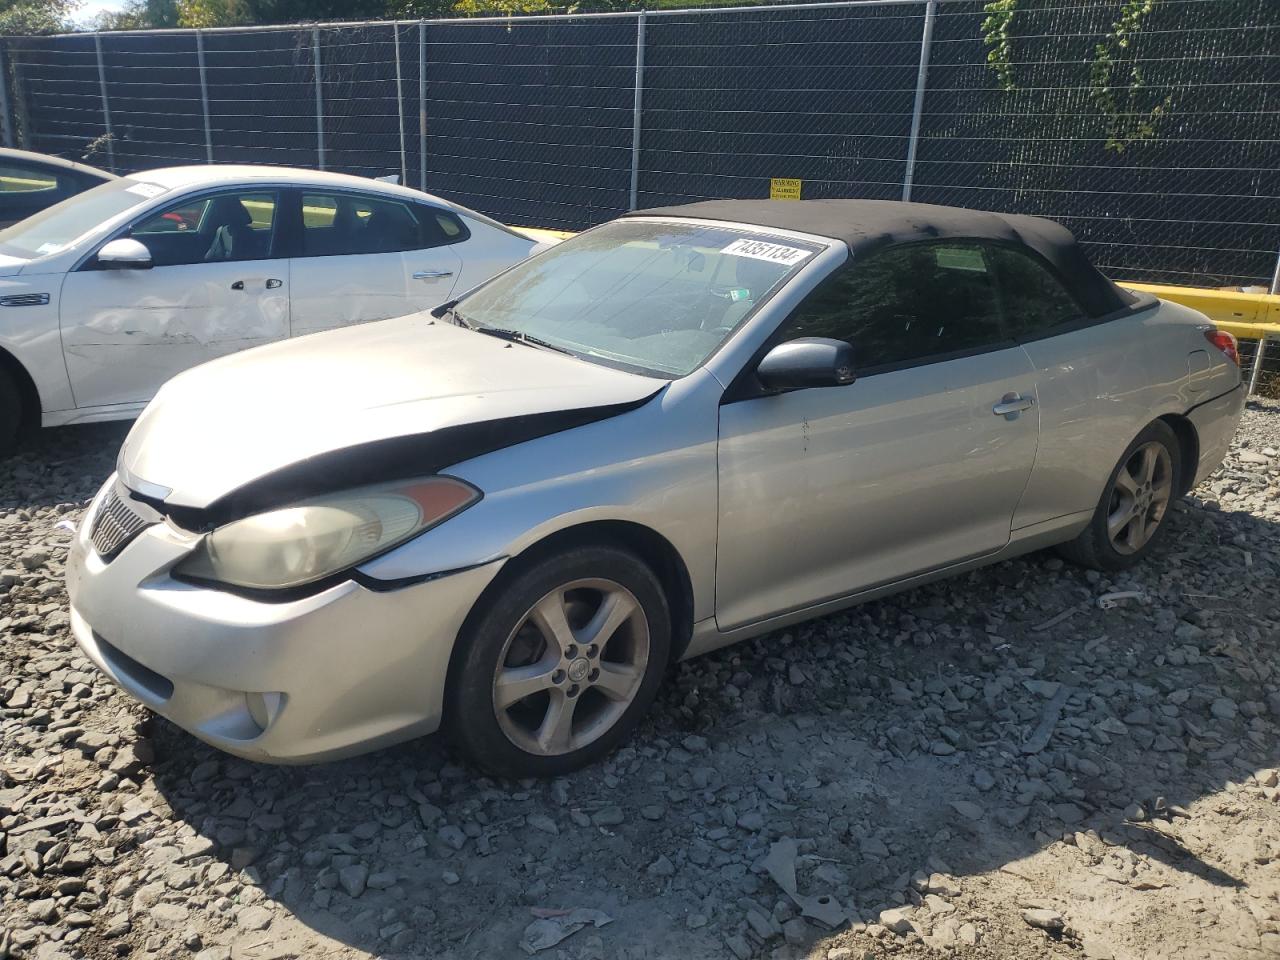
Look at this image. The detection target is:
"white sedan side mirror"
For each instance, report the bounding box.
[97,238,153,270]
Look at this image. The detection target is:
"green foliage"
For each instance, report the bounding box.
[981,0,1173,153]
[0,0,77,35]
[1087,0,1172,152]
[980,0,1018,92]
[177,0,251,27]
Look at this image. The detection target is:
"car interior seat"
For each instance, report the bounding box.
[204,199,258,262]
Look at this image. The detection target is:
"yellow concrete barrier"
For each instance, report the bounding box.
[1121,282,1280,335]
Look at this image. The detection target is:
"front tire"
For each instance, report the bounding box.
[447,544,671,778]
[1057,420,1181,572]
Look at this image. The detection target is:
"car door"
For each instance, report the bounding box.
[59,189,288,409]
[715,241,1041,631]
[286,189,461,339]
[986,245,1186,530]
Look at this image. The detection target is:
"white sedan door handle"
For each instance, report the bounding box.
[993,393,1036,420]
[413,270,454,281]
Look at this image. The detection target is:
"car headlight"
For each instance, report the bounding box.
[175,477,480,591]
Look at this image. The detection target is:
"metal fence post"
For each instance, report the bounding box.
[418,21,427,191]
[628,11,647,211]
[393,23,408,186]
[93,33,116,173]
[312,27,325,170]
[0,42,14,149]
[901,0,936,202]
[1251,248,1280,395]
[195,30,213,163]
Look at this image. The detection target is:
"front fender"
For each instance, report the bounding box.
[0,272,75,416]
[357,371,722,622]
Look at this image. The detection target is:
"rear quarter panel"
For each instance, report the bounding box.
[1012,299,1223,530]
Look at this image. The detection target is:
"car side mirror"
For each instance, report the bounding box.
[97,238,152,270]
[757,337,856,393]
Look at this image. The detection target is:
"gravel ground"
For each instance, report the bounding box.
[1,401,1278,960]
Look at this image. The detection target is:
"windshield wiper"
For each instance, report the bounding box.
[431,302,471,328]
[470,326,573,356]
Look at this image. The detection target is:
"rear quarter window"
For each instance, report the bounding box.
[987,245,1084,340]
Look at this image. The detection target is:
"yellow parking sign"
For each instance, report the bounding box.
[770,178,802,200]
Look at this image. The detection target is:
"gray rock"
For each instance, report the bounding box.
[647,855,675,877]
[593,805,625,826]
[438,825,467,850]
[1023,908,1065,932]
[527,813,559,835]
[880,907,915,935]
[236,905,272,931]
[338,864,369,898]
[1210,698,1238,721]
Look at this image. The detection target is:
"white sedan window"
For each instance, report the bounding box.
[0,177,161,258]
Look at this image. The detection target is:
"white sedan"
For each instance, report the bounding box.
[0,165,539,454]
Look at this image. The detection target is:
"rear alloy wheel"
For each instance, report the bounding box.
[1105,441,1174,556]
[1058,420,1182,571]
[449,545,670,777]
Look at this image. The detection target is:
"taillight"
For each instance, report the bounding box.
[1204,328,1240,366]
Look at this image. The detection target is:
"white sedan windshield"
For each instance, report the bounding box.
[0,177,166,259]
[454,220,820,377]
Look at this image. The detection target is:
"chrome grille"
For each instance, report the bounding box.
[90,485,152,559]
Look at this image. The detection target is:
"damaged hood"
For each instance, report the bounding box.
[120,314,664,512]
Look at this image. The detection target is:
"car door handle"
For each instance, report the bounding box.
[266,278,283,289]
[412,270,453,280]
[230,280,244,290]
[993,393,1036,419]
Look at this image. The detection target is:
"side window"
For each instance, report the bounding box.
[0,162,57,195]
[779,242,1006,370]
[423,207,469,246]
[987,245,1083,340]
[129,192,277,267]
[299,192,443,257]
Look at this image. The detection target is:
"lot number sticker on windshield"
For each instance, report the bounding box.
[720,238,810,266]
[125,182,167,198]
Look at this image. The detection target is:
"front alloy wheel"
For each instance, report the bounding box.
[448,544,670,777]
[494,579,649,757]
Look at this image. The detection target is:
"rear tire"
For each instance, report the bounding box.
[0,371,21,459]
[1057,420,1181,572]
[447,544,671,778]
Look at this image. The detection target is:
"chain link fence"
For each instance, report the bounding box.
[2,0,1277,287]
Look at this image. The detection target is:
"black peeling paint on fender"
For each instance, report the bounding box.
[161,392,663,530]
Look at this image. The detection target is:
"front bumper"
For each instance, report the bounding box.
[66,480,504,763]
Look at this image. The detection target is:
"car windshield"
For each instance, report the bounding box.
[452,219,821,378]
[0,177,167,259]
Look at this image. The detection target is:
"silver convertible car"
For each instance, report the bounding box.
[66,200,1245,776]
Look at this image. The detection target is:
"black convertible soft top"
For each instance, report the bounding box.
[626,199,1136,319]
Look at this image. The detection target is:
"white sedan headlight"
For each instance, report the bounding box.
[176,477,479,591]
